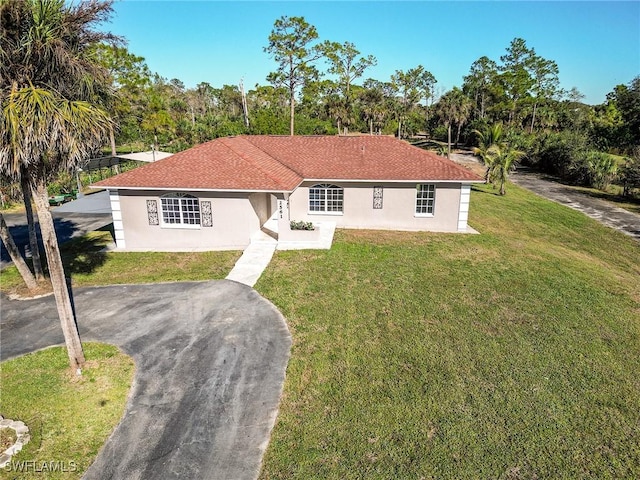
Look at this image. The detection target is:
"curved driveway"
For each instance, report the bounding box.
[0,280,291,480]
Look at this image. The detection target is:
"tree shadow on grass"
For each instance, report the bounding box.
[471,184,503,196]
[2,214,112,263]
[60,223,114,275]
[1,223,114,298]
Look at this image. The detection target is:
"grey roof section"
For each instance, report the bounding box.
[83,151,173,171]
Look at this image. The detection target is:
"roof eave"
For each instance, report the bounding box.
[89,185,296,193]
[301,178,484,184]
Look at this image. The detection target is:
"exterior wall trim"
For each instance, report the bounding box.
[457,184,471,231]
[109,189,126,249]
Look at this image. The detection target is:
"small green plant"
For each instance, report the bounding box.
[290,220,315,231]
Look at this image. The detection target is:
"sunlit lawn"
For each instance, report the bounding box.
[0,229,241,296]
[256,182,640,479]
[0,343,134,479]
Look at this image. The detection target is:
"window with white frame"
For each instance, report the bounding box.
[160,193,201,226]
[309,184,343,214]
[415,184,436,215]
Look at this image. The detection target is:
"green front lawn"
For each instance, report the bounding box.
[256,183,640,478]
[0,343,134,479]
[0,230,241,296]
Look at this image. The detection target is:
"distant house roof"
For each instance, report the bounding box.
[93,135,482,192]
[116,150,174,162]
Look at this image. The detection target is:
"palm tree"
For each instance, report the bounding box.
[359,87,385,135]
[486,143,525,195]
[1,0,117,371]
[472,122,524,194]
[2,85,112,370]
[453,95,473,148]
[436,88,469,158]
[473,122,505,183]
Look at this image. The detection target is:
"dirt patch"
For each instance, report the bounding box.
[449,151,486,178]
[0,428,17,452]
[4,280,53,300]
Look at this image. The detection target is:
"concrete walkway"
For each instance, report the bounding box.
[226,231,278,287]
[0,281,291,480]
[226,217,337,287]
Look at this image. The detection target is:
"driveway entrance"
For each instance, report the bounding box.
[1,280,291,480]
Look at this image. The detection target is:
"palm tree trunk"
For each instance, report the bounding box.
[0,212,38,291]
[110,127,120,174]
[31,180,85,371]
[20,171,44,280]
[447,123,452,158]
[499,166,507,195]
[369,119,373,135]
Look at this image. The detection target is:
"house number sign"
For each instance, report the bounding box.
[277,199,288,219]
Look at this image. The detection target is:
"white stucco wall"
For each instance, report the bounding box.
[115,190,262,251]
[288,182,465,232]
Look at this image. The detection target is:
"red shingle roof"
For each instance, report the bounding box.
[94,135,481,191]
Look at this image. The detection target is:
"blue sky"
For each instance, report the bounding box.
[105,1,640,105]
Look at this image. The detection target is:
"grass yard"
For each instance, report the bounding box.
[0,343,134,479]
[256,183,640,479]
[0,230,241,297]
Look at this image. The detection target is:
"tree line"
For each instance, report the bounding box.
[99,16,640,195]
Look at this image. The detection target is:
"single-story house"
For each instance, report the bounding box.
[93,135,482,251]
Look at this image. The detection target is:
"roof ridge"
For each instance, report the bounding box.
[218,137,301,190]
[241,135,307,178]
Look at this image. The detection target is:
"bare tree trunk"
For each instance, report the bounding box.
[529,101,538,134]
[289,92,295,136]
[20,170,44,280]
[32,180,85,371]
[0,212,38,291]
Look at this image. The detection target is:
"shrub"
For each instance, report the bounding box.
[586,151,618,190]
[290,220,315,231]
[620,148,640,198]
[529,131,590,183]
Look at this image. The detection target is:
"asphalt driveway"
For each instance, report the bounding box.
[0,280,291,480]
[511,168,640,241]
